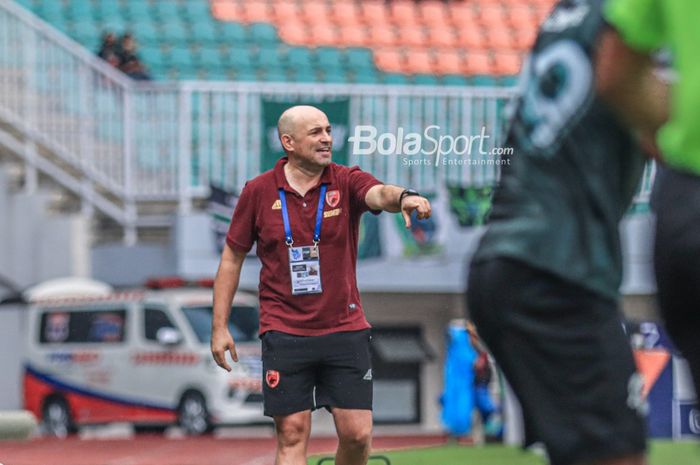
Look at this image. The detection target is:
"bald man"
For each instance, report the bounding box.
[211,106,431,465]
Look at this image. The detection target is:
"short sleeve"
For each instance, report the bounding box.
[348,166,383,215]
[225,182,257,253]
[604,0,665,52]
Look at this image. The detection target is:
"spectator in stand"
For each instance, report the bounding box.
[96,32,120,67]
[121,56,151,81]
[117,32,138,65]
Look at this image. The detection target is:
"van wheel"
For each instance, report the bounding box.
[178,392,213,435]
[43,397,75,438]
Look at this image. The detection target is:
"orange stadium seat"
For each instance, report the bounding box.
[532,4,553,23]
[211,1,242,22]
[397,26,427,48]
[374,48,404,73]
[361,1,389,27]
[450,3,478,27]
[338,25,370,47]
[332,1,361,25]
[390,0,421,26]
[278,23,309,45]
[420,1,448,27]
[463,50,494,75]
[427,26,457,48]
[274,1,301,23]
[368,25,398,47]
[310,24,339,46]
[493,50,522,75]
[405,48,435,74]
[301,0,331,24]
[513,27,537,51]
[478,4,508,28]
[240,0,272,23]
[434,49,464,75]
[485,29,514,50]
[456,27,486,49]
[508,4,537,30]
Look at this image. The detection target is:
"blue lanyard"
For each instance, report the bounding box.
[278,184,327,247]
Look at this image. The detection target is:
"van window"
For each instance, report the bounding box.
[39,309,127,344]
[182,306,258,343]
[144,308,177,341]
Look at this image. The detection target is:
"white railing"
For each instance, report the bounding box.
[0,0,653,237]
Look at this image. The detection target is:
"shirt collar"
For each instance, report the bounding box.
[273,157,335,193]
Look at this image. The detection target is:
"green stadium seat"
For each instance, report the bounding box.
[228,47,254,70]
[182,1,212,21]
[123,0,151,20]
[168,48,195,68]
[152,1,180,20]
[248,23,279,45]
[287,48,314,68]
[197,48,225,69]
[160,21,189,46]
[260,69,287,82]
[64,0,94,21]
[382,73,409,85]
[256,47,285,69]
[413,75,439,86]
[320,70,348,84]
[140,45,167,68]
[131,22,160,44]
[191,22,219,45]
[99,18,129,35]
[234,69,258,81]
[315,47,345,72]
[442,75,468,86]
[352,68,380,84]
[470,75,498,86]
[219,23,247,43]
[94,0,122,21]
[346,48,374,70]
[71,20,100,44]
[287,68,318,83]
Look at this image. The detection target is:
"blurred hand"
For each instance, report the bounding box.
[401,196,432,229]
[211,328,238,372]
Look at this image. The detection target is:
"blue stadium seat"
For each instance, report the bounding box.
[382,73,409,85]
[346,48,374,71]
[319,70,348,84]
[287,68,318,83]
[413,75,439,86]
[65,0,94,21]
[191,22,219,45]
[219,23,247,43]
[160,20,190,46]
[168,48,195,69]
[260,69,288,82]
[256,46,285,69]
[94,0,122,21]
[234,69,258,81]
[315,47,345,72]
[227,47,254,70]
[287,48,314,68]
[123,0,151,20]
[197,48,225,69]
[182,1,212,21]
[152,1,180,20]
[442,75,469,86]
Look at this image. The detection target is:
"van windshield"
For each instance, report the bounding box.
[182,306,259,343]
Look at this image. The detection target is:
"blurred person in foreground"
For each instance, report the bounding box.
[211,105,431,465]
[604,0,700,403]
[467,0,667,464]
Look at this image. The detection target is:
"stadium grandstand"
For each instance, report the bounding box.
[12,0,552,85]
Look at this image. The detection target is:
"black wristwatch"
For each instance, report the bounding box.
[399,188,421,206]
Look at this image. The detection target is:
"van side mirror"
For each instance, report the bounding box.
[156,327,182,346]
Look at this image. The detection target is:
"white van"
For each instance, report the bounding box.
[23,279,265,436]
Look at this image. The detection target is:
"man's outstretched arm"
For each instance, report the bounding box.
[364,184,432,228]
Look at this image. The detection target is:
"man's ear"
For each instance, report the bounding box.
[280,134,295,152]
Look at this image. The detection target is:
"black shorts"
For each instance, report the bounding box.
[653,166,700,390]
[261,329,373,417]
[467,258,646,465]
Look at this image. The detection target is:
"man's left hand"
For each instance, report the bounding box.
[401,196,432,229]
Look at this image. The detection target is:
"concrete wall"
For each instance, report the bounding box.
[0,166,91,288]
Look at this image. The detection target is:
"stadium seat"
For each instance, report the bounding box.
[463,51,494,75]
[361,1,389,27]
[310,25,340,46]
[256,46,286,69]
[273,1,301,23]
[301,0,332,24]
[152,1,180,21]
[434,49,463,75]
[287,67,318,83]
[441,75,469,86]
[405,49,434,75]
[218,22,248,43]
[123,0,151,20]
[65,0,94,21]
[130,21,160,45]
[449,3,478,27]
[374,49,404,74]
[160,21,190,46]
[493,50,522,75]
[197,48,225,69]
[278,23,309,46]
[140,45,167,68]
[456,27,486,50]
[182,1,212,21]
[382,73,409,85]
[368,26,397,47]
[332,1,361,26]
[287,48,314,68]
[234,68,258,81]
[478,4,508,29]
[427,26,457,48]
[241,1,273,23]
[513,28,537,51]
[413,74,439,86]
[191,22,219,45]
[351,67,380,84]
[210,1,242,22]
[319,70,348,84]
[248,23,279,45]
[316,47,345,72]
[485,29,514,50]
[420,1,449,27]
[338,26,370,47]
[169,48,195,69]
[508,5,537,30]
[389,1,421,27]
[346,48,375,71]
[397,27,427,48]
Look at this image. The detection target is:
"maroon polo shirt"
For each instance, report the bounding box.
[225,157,382,336]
